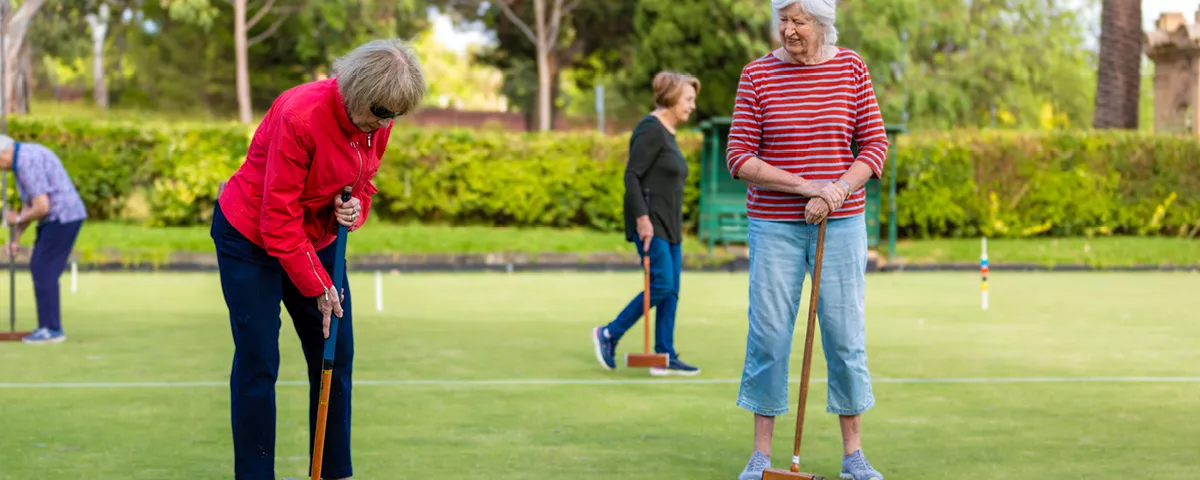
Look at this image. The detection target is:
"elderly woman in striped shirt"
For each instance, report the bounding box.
[728,1,889,479]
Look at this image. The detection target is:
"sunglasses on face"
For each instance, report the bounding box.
[370,104,400,119]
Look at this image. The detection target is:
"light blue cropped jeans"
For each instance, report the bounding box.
[736,214,875,417]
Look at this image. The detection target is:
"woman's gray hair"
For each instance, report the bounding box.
[0,135,12,153]
[332,39,427,118]
[772,0,839,46]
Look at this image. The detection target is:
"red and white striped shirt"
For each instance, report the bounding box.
[726,48,889,221]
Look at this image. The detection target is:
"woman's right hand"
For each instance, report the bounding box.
[816,181,848,213]
[806,197,830,224]
[636,215,654,251]
[316,287,344,338]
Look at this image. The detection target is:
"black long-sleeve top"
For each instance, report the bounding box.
[623,114,689,245]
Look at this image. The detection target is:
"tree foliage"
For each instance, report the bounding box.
[443,0,636,127]
[22,0,1111,133]
[626,0,774,120]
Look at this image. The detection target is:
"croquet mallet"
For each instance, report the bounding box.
[625,189,669,369]
[624,251,669,368]
[310,186,353,480]
[0,1,29,343]
[763,219,828,480]
[0,170,26,342]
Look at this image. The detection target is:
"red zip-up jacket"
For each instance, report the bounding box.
[217,78,390,298]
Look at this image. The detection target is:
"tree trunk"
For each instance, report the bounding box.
[1,0,44,115]
[548,57,561,130]
[536,46,553,131]
[533,0,551,132]
[112,22,126,101]
[1093,0,1142,129]
[234,0,252,123]
[12,38,29,114]
[86,2,110,110]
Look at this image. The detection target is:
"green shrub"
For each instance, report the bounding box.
[369,128,702,232]
[6,114,1198,241]
[145,125,250,226]
[7,117,158,219]
[885,129,1200,238]
[4,117,250,225]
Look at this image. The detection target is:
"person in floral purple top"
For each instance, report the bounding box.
[0,134,87,344]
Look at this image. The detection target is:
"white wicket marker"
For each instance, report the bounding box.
[375,270,383,312]
[981,237,989,310]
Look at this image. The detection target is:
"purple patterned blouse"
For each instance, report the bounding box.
[12,142,87,224]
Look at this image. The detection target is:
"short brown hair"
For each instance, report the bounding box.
[652,71,700,108]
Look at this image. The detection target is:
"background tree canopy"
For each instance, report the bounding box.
[16,0,1152,134]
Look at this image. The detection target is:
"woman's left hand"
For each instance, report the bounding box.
[334,195,361,228]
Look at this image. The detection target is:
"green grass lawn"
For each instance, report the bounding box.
[47,220,712,265]
[1,270,1199,479]
[893,236,1200,267]
[21,220,1200,267]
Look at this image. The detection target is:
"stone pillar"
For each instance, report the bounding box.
[1145,11,1200,135]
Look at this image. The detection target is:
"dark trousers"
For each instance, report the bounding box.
[210,204,354,480]
[31,219,83,331]
[604,236,682,358]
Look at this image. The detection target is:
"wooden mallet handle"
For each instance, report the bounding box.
[789,219,827,472]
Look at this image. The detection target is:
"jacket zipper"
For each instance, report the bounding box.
[306,251,326,295]
[349,138,365,192]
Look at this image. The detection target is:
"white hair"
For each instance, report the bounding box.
[332,39,427,118]
[0,135,12,153]
[772,0,839,46]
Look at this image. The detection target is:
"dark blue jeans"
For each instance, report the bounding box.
[604,236,682,358]
[210,203,354,480]
[30,219,83,331]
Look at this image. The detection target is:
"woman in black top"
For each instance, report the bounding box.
[591,71,701,376]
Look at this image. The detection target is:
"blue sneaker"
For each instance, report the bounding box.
[22,328,66,344]
[591,327,616,370]
[841,450,883,480]
[738,450,771,480]
[650,355,700,377]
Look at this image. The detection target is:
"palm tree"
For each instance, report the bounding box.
[1093,0,1143,129]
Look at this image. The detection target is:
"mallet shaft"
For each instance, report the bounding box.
[310,186,353,480]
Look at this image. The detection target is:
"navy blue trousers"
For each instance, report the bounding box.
[604,236,682,358]
[31,219,83,331]
[211,204,354,480]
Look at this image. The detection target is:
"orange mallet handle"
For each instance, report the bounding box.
[643,254,651,355]
[310,368,333,480]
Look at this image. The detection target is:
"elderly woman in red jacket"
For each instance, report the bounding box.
[210,39,425,480]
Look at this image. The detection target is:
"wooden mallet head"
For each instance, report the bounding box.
[625,352,670,368]
[762,464,826,480]
[625,246,669,369]
[0,331,30,341]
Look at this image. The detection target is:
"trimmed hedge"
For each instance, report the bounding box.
[890,129,1200,238]
[4,117,249,227]
[3,117,1198,240]
[371,129,703,232]
[3,117,704,232]
[6,118,160,220]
